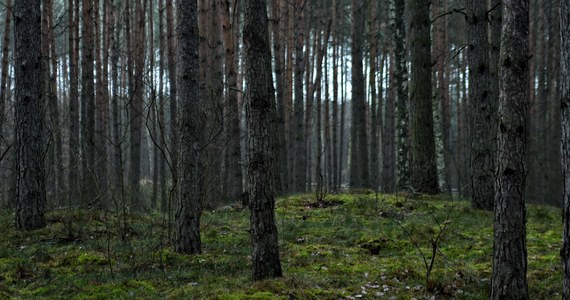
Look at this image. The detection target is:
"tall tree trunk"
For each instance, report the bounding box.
[369,0,379,191]
[219,0,243,201]
[166,0,178,205]
[0,0,11,155]
[491,0,529,297]
[243,0,283,280]
[383,53,396,193]
[68,0,80,206]
[82,0,96,204]
[467,0,495,210]
[349,0,370,190]
[409,0,438,194]
[158,0,168,211]
[560,0,570,296]
[96,0,109,208]
[293,0,306,193]
[15,0,46,230]
[331,0,339,192]
[394,0,409,190]
[130,0,145,209]
[271,0,288,195]
[175,0,202,254]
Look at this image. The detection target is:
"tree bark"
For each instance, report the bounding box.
[293,0,306,193]
[467,0,495,210]
[491,0,529,297]
[166,0,178,204]
[409,0,438,194]
[15,0,46,230]
[244,0,283,280]
[68,0,80,206]
[349,0,370,190]
[81,0,96,204]
[0,0,12,167]
[175,0,202,254]
[560,0,570,297]
[394,0,409,190]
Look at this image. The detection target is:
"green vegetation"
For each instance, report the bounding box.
[0,193,563,299]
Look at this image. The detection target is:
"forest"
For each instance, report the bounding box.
[0,0,569,298]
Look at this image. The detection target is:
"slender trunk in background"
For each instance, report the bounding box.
[219,0,243,201]
[166,0,178,204]
[68,0,80,206]
[150,0,159,210]
[14,0,46,230]
[49,0,63,205]
[409,0,438,194]
[394,0,409,190]
[491,0,529,297]
[561,0,570,296]
[130,0,146,209]
[0,0,11,149]
[433,0,450,191]
[158,0,168,211]
[96,0,110,208]
[175,0,202,254]
[382,0,396,193]
[369,0,379,191]
[110,0,123,208]
[304,12,314,191]
[293,0,306,193]
[331,0,339,192]
[467,0,495,210]
[82,0,96,204]
[350,0,369,190]
[243,0,283,280]
[271,0,288,195]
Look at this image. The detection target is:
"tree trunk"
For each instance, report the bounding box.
[331,0,339,192]
[271,0,288,195]
[219,0,243,201]
[409,0,438,194]
[560,0,570,297]
[243,0,283,280]
[81,0,96,204]
[467,0,495,210]
[369,0,379,191]
[349,0,370,190]
[0,0,11,154]
[293,0,306,193]
[166,0,178,205]
[158,0,168,211]
[175,0,202,254]
[491,0,529,297]
[394,0,409,190]
[15,0,46,230]
[68,0,80,206]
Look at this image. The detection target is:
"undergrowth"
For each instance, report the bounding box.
[0,193,563,299]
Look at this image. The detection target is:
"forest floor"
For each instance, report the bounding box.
[0,192,562,299]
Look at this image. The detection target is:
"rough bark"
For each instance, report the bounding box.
[271,0,288,195]
[293,0,306,193]
[130,0,145,209]
[369,0,379,190]
[491,0,529,297]
[243,0,283,280]
[219,0,243,201]
[331,0,339,192]
[15,0,46,230]
[158,0,167,211]
[68,0,80,206]
[349,0,370,190]
[96,0,109,207]
[467,0,495,210]
[394,0,409,190]
[409,0,439,194]
[166,0,178,202]
[561,0,570,297]
[81,0,96,203]
[175,0,202,254]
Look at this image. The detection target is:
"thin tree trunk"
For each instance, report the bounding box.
[82,0,96,204]
[68,0,80,206]
[166,0,178,205]
[491,0,529,297]
[0,0,12,165]
[369,0,379,191]
[293,0,306,193]
[158,0,168,211]
[243,0,283,280]
[560,0,570,297]
[394,0,409,190]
